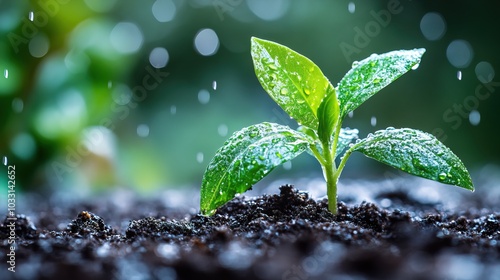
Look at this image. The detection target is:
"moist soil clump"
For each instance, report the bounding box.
[1,184,499,280]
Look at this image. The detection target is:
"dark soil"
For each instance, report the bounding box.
[1,183,499,280]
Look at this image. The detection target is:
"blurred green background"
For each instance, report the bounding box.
[1,0,498,194]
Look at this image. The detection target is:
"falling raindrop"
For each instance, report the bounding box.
[4,69,8,79]
[348,2,355,14]
[196,152,204,163]
[2,156,7,166]
[469,110,480,126]
[283,161,292,170]
[194,28,219,56]
[348,111,354,118]
[198,89,210,104]
[12,98,24,113]
[137,124,150,137]
[457,70,462,80]
[370,116,377,127]
[29,11,34,21]
[218,124,228,137]
[212,80,217,90]
[170,105,177,115]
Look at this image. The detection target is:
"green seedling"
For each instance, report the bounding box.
[200,37,474,216]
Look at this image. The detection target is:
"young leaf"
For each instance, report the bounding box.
[335,127,359,158]
[317,84,340,145]
[351,128,474,191]
[337,49,425,119]
[251,37,334,129]
[200,122,310,215]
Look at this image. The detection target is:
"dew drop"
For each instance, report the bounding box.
[352,61,360,68]
[268,64,277,70]
[4,69,8,78]
[373,78,381,84]
[370,116,377,127]
[212,80,217,90]
[280,88,289,95]
[457,70,462,80]
[348,111,354,118]
[29,11,34,21]
[2,156,7,166]
[411,63,420,70]
[438,172,447,181]
[309,66,314,72]
[304,88,311,96]
[196,152,204,163]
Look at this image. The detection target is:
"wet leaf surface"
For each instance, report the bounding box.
[352,128,474,190]
[201,122,310,215]
[337,49,425,118]
[251,37,334,129]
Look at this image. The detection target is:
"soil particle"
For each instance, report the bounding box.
[1,184,499,280]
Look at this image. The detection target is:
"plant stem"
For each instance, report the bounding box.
[321,140,338,214]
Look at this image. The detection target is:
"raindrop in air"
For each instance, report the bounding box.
[469,110,480,126]
[475,61,495,83]
[420,12,446,41]
[348,111,354,118]
[137,124,150,137]
[370,116,377,127]
[446,40,473,68]
[198,89,210,104]
[4,69,8,79]
[218,124,228,137]
[194,28,219,56]
[29,11,34,21]
[149,47,169,68]
[348,2,355,14]
[457,70,462,80]
[283,161,292,170]
[212,80,217,90]
[12,98,24,113]
[170,105,177,115]
[196,152,204,163]
[2,156,7,166]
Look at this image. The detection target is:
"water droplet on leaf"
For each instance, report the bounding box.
[438,172,447,181]
[411,63,420,70]
[280,88,289,95]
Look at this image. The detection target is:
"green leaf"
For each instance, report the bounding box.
[352,128,474,191]
[337,49,426,119]
[200,122,310,215]
[251,37,334,129]
[335,127,359,159]
[317,85,340,144]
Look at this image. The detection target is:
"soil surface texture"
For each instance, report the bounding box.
[1,180,499,280]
